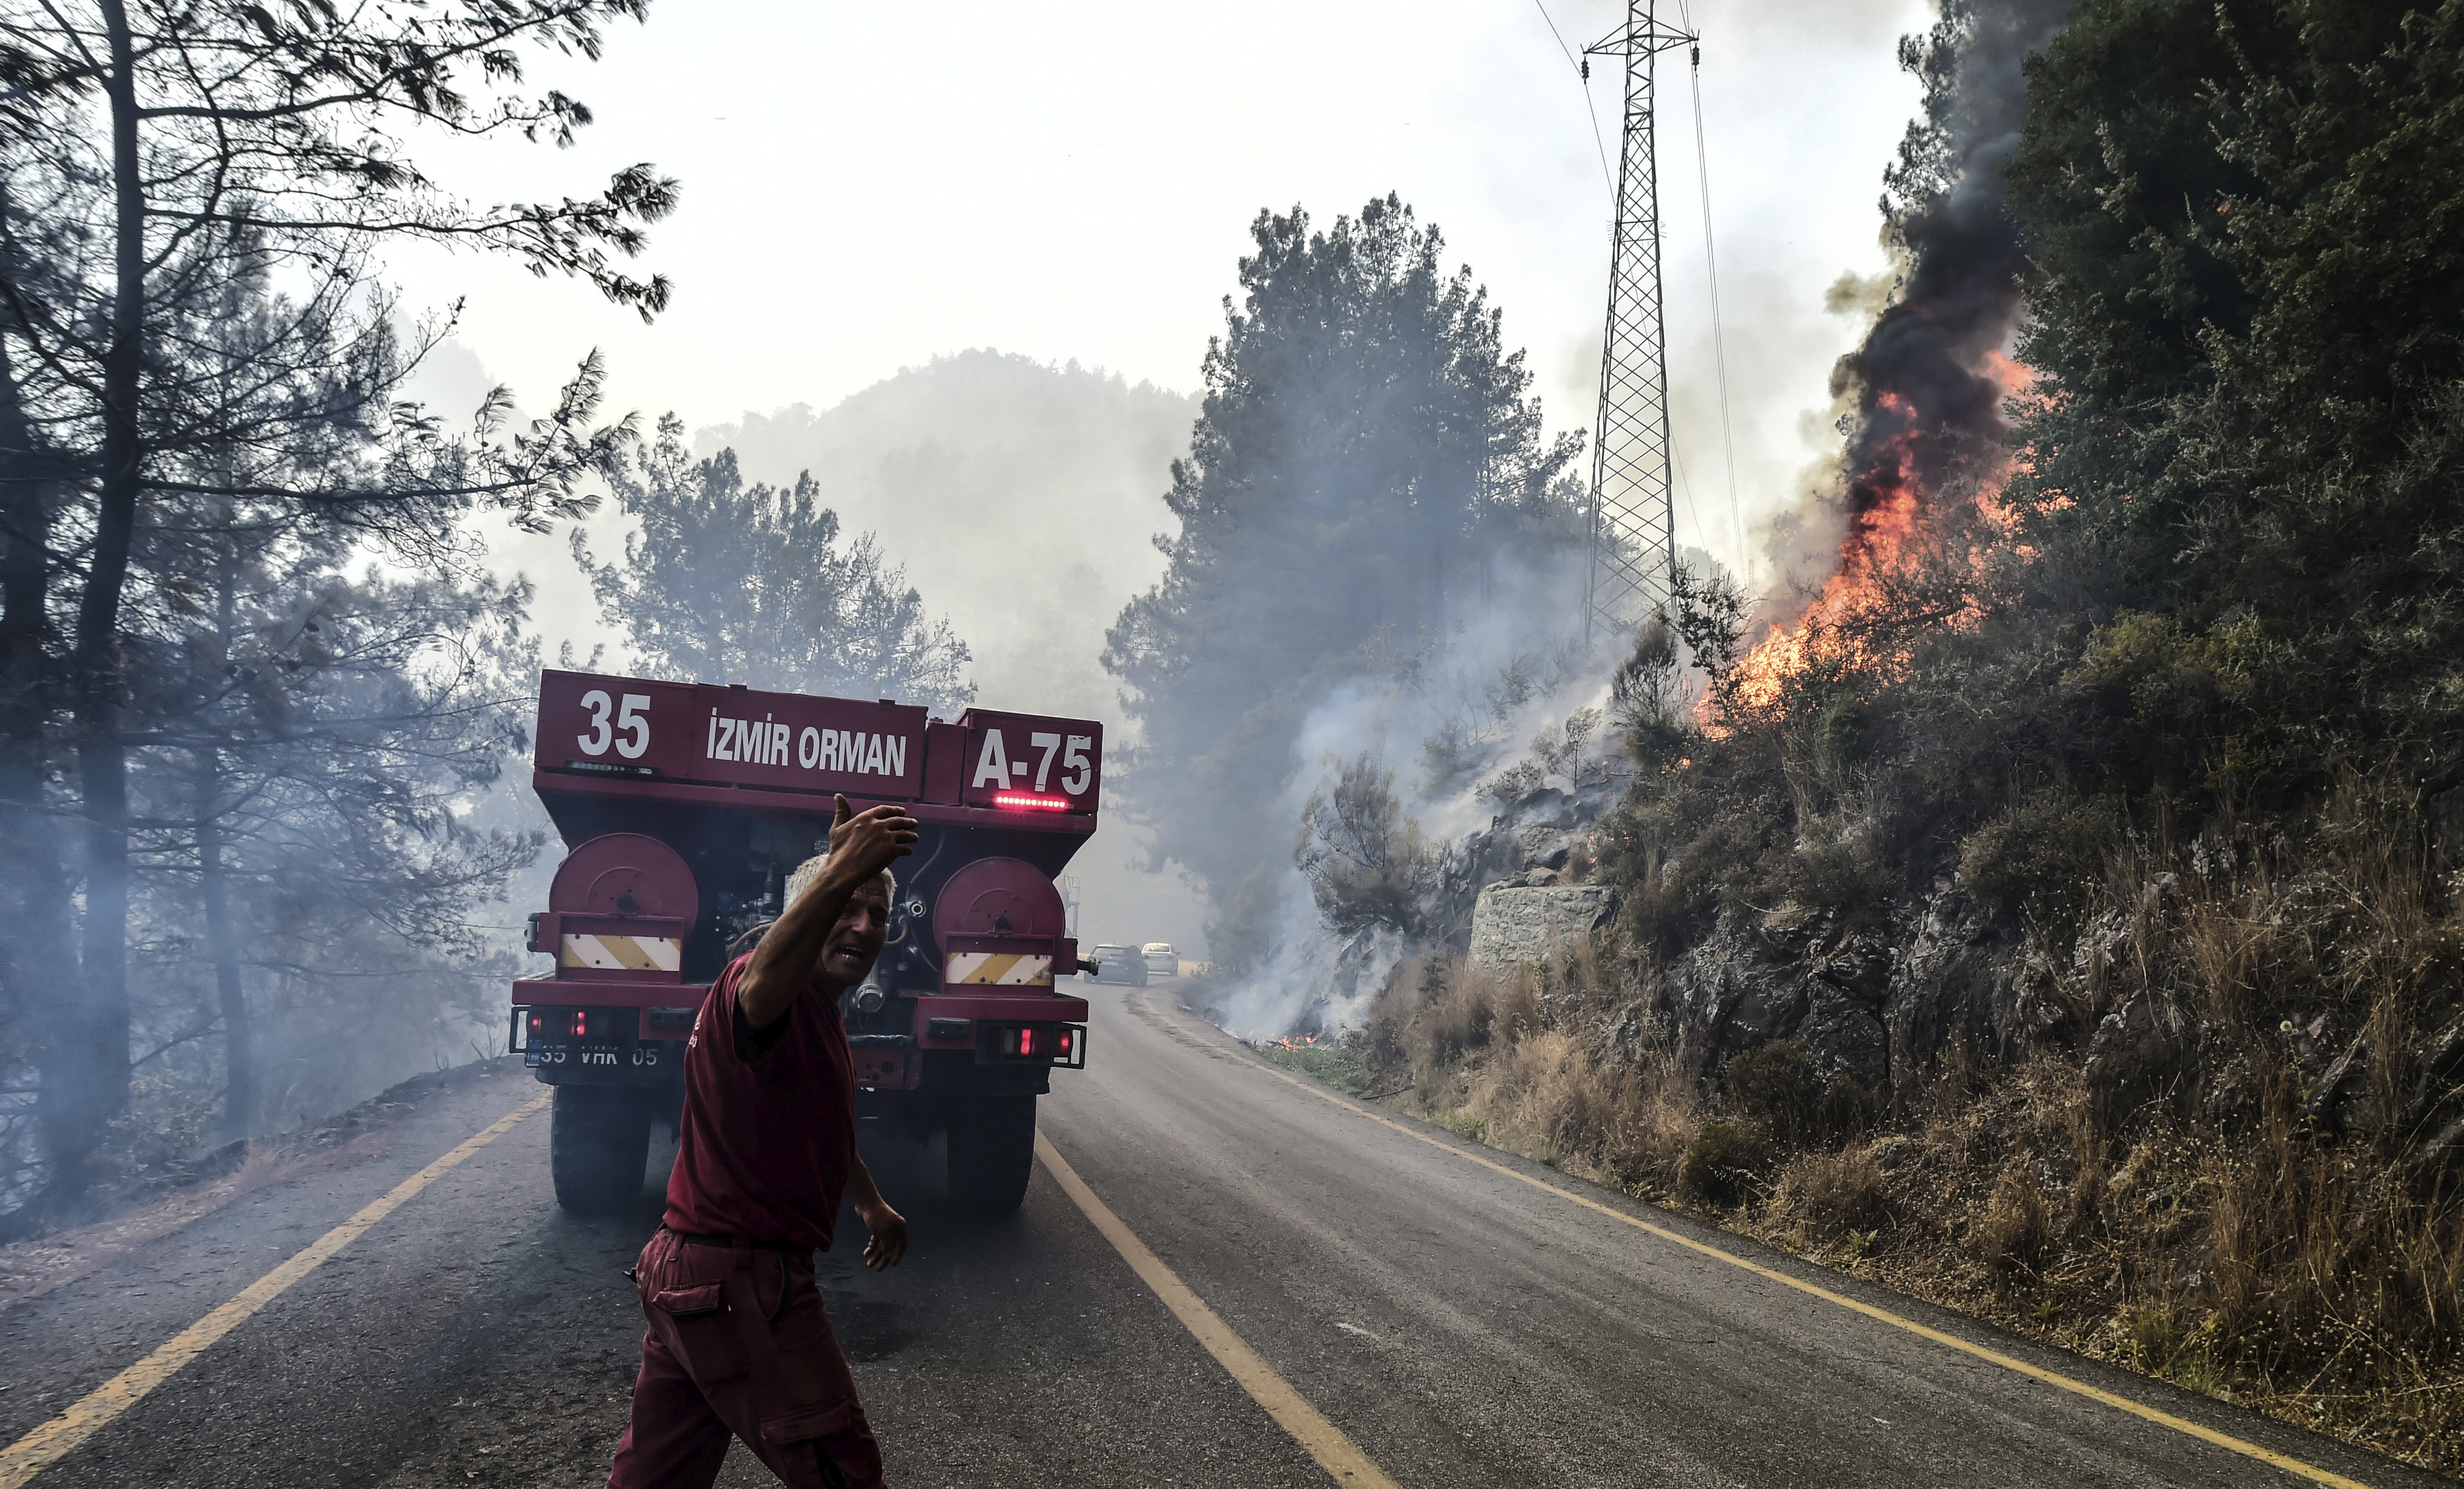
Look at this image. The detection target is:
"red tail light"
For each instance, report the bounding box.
[991,791,1070,812]
[1011,1025,1074,1058]
[975,1021,1086,1067]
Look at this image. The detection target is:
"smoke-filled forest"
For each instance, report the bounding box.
[0,0,986,1231]
[7,0,2464,1473]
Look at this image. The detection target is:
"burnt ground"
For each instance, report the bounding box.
[0,989,2442,1488]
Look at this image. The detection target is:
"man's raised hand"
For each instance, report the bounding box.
[827,793,919,880]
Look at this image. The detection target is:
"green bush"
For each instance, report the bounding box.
[1765,836,1889,932]
[2060,612,2226,791]
[1678,1120,1770,1206]
[1813,695,1871,783]
[1957,790,2117,931]
[1661,794,1788,918]
[1612,868,1694,962]
[1817,1078,1885,1142]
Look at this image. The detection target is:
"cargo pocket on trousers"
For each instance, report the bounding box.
[758,1399,852,1447]
[650,1282,725,1319]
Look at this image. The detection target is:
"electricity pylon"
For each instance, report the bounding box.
[1583,2,1698,648]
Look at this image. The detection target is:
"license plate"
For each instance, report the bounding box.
[527,1035,660,1070]
[524,1042,632,1069]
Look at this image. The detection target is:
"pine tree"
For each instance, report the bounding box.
[0,0,666,1200]
[1103,195,1584,964]
[575,417,974,715]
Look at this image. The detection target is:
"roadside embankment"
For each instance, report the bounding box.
[1257,923,2464,1480]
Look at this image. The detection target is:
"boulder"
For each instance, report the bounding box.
[1799,989,1890,1091]
[1516,824,1577,871]
[1659,913,1808,1077]
[1879,880,2036,1113]
[1468,882,1618,970]
[1600,1001,1660,1065]
[1434,788,1606,949]
[1433,829,1525,945]
[1513,787,1583,829]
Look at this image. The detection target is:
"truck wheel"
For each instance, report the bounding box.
[947,1094,1036,1213]
[551,1086,653,1214]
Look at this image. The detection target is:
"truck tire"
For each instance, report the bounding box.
[551,1085,653,1214]
[947,1094,1036,1213]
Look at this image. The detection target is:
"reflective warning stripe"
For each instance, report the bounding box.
[946,952,1053,986]
[559,934,682,973]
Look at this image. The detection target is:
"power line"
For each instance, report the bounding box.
[1673,446,1709,555]
[1679,1,1744,559]
[1530,0,1616,195]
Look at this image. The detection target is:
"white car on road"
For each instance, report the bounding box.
[1142,942,1179,977]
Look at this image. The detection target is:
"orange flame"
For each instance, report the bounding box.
[1725,359,2036,717]
[1979,349,2037,400]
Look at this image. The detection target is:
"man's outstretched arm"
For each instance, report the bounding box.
[740,794,916,1028]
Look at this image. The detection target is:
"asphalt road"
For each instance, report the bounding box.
[0,981,2443,1488]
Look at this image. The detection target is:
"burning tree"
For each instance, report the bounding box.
[1405,1,2464,1460]
[1725,0,2065,722]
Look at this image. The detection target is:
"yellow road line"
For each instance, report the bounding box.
[0,1091,552,1489]
[1034,1132,1402,1489]
[1230,1046,2377,1489]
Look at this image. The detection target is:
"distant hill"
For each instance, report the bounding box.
[695,349,1209,955]
[695,349,1198,726]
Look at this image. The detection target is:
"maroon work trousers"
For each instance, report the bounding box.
[605,1227,884,1489]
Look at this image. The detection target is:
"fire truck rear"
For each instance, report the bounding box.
[510,670,1101,1214]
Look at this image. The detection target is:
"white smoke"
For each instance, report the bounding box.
[1208,544,1620,1036]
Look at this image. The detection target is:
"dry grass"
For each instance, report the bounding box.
[1737,1060,2464,1472]
[1773,1143,1894,1241]
[1365,942,1706,1191]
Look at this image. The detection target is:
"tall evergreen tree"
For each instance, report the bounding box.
[2003,0,2464,794]
[125,492,539,1147]
[1103,195,1585,964]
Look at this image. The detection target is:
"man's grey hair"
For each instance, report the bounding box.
[783,853,896,914]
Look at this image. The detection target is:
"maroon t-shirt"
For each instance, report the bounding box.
[661,953,856,1250]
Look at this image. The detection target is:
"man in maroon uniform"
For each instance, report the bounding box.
[606,795,918,1489]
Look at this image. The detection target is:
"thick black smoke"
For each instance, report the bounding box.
[1832,0,2070,520]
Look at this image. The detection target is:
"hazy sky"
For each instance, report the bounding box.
[401,0,1939,955]
[400,0,1932,580]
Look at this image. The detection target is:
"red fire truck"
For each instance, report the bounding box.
[510,670,1100,1215]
